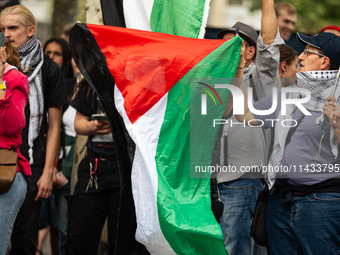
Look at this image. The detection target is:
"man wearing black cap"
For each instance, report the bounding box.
[216,0,284,254]
[297,33,340,72]
[231,32,340,254]
[265,32,340,255]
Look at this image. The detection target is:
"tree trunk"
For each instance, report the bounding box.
[84,0,103,25]
[51,0,79,37]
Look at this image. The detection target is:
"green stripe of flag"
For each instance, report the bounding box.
[150,0,209,37]
[155,36,242,254]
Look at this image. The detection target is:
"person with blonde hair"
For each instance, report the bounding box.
[0,5,68,255]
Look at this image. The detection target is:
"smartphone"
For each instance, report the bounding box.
[0,33,4,47]
[56,172,69,188]
[91,113,110,124]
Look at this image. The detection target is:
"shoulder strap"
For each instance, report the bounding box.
[249,74,259,102]
[285,115,305,146]
[267,127,275,163]
[91,88,97,114]
[87,88,97,145]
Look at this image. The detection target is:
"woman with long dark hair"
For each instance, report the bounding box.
[278,44,298,87]
[43,37,74,80]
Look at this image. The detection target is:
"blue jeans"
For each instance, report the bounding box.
[0,172,27,255]
[266,188,340,255]
[39,192,58,229]
[219,178,267,255]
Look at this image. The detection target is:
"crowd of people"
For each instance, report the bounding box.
[0,1,339,255]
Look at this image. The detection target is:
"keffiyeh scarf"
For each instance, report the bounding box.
[268,70,340,188]
[17,36,44,164]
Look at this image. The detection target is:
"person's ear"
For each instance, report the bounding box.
[280,61,287,73]
[246,46,256,60]
[320,57,330,70]
[27,26,35,37]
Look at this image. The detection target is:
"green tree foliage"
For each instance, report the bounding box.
[251,0,340,33]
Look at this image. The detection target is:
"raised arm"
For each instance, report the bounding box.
[252,0,284,100]
[261,0,278,45]
[224,45,258,125]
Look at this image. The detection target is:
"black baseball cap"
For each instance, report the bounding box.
[297,32,340,66]
[218,22,258,47]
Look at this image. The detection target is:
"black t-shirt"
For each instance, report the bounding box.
[71,83,116,157]
[20,56,68,173]
[62,77,77,112]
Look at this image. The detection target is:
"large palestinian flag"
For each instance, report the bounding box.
[70,23,241,254]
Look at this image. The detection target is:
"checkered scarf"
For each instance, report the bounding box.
[268,70,339,188]
[17,36,44,164]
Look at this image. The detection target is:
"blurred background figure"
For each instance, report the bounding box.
[44,38,74,80]
[0,0,19,12]
[274,1,297,41]
[319,25,340,36]
[279,44,298,87]
[59,24,81,79]
[60,23,73,43]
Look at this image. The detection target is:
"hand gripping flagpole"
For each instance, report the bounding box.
[317,67,340,160]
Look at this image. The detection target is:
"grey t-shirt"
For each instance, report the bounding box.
[253,89,340,186]
[216,29,284,184]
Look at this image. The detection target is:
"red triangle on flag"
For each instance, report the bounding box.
[87,24,227,124]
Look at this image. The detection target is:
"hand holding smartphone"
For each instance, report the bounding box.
[91,113,110,125]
